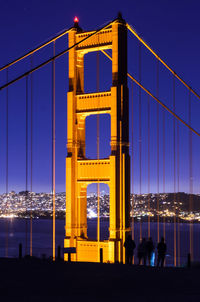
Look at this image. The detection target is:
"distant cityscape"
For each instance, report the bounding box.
[0,191,199,222]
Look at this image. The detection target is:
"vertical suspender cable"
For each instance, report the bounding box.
[173,76,177,267]
[120,85,124,262]
[30,55,33,257]
[147,95,150,238]
[163,108,166,239]
[25,76,28,256]
[52,41,56,261]
[189,89,193,260]
[139,42,142,241]
[5,68,9,257]
[97,50,100,245]
[156,60,160,243]
[131,82,134,242]
[177,123,180,266]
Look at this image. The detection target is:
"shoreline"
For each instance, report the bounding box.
[0,215,199,224]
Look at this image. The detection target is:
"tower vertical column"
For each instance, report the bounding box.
[109,17,130,263]
[65,23,84,249]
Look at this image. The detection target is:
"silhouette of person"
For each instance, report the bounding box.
[157,237,167,267]
[124,234,136,264]
[137,238,147,265]
[146,237,154,266]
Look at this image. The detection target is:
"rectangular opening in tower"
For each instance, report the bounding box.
[84,51,112,93]
[87,183,110,241]
[85,114,111,159]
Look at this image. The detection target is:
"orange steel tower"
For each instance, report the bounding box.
[64,15,130,263]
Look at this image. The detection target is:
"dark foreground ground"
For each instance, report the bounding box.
[0,258,200,302]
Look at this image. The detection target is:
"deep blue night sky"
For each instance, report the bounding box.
[0,0,200,194]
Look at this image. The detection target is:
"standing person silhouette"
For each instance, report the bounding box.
[146,237,155,266]
[137,238,147,265]
[157,237,167,267]
[124,235,136,264]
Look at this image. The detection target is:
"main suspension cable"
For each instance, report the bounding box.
[101,50,200,138]
[127,24,200,102]
[0,19,116,92]
[127,74,200,138]
[0,28,72,72]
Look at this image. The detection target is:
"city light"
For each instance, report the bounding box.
[88,209,97,219]
[0,191,199,223]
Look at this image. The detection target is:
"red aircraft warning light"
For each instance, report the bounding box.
[74,16,79,23]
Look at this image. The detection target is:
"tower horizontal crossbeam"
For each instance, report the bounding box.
[76,92,111,115]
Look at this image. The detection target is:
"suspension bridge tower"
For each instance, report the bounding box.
[64,15,130,263]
